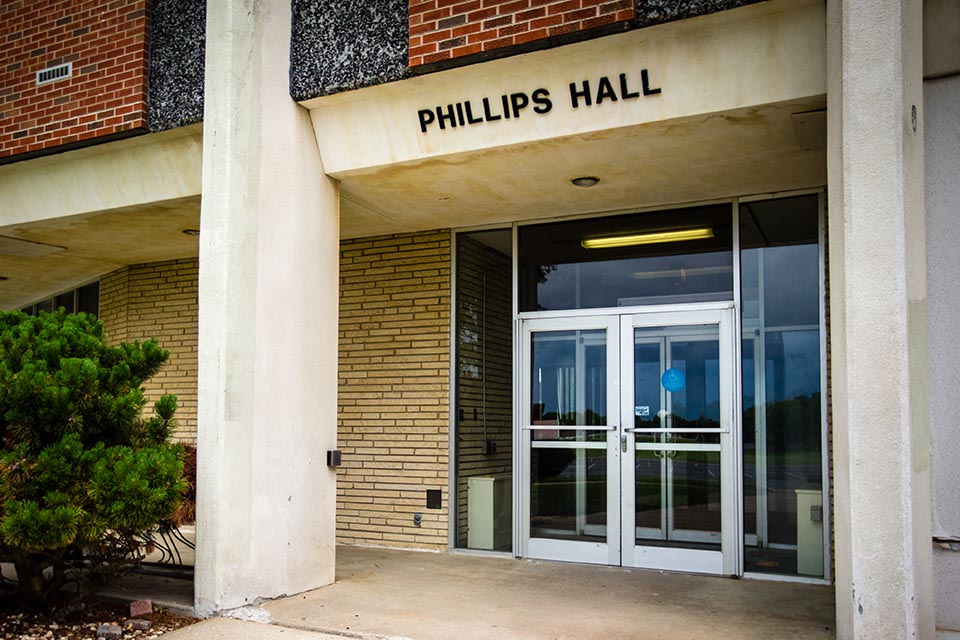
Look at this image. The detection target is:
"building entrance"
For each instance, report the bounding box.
[520,305,737,574]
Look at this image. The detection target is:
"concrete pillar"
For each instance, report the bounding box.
[194,0,339,615]
[827,0,934,638]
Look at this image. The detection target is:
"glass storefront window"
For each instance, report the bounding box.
[740,194,824,577]
[454,230,514,551]
[20,281,99,317]
[519,204,733,312]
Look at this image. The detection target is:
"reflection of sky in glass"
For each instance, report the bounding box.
[531,331,606,424]
[741,241,821,407]
[742,245,819,326]
[671,341,720,424]
[537,251,733,310]
[531,333,575,422]
[632,332,721,426]
[738,197,824,571]
[766,330,821,400]
[634,343,661,426]
[742,339,756,410]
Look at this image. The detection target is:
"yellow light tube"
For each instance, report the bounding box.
[580,227,714,249]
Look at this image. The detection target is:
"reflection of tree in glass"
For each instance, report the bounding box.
[669,411,721,428]
[535,265,558,311]
[743,393,820,436]
[743,393,822,463]
[536,264,557,284]
[531,404,606,427]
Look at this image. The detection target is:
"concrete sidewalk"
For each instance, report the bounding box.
[159,618,368,640]
[160,545,835,640]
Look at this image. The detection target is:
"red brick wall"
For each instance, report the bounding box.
[0,0,150,161]
[409,0,635,67]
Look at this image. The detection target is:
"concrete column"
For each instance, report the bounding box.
[194,0,339,615]
[827,0,934,638]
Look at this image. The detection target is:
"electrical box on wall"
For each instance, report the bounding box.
[467,474,512,550]
[796,486,823,576]
[326,450,342,467]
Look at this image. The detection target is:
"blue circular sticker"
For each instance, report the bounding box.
[661,368,686,393]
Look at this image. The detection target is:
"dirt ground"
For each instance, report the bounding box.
[0,596,198,640]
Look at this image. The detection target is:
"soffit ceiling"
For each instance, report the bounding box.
[337,97,827,238]
[0,197,200,309]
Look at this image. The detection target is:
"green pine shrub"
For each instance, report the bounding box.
[0,309,185,609]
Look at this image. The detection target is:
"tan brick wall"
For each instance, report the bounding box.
[0,0,150,160]
[99,237,454,549]
[409,0,634,67]
[99,258,199,444]
[338,231,452,549]
[98,266,130,341]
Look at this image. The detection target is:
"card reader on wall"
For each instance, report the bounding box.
[327,450,342,467]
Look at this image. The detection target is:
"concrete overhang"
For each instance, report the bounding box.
[0,126,202,309]
[302,0,827,238]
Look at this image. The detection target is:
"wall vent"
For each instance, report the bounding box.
[36,62,72,86]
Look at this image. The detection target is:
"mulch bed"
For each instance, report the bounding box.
[0,597,198,639]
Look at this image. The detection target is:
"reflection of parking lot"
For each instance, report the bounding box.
[545,452,821,495]
[743,462,823,491]
[535,451,821,538]
[546,452,722,484]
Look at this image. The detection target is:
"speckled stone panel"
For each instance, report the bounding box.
[148,0,205,131]
[635,0,769,27]
[290,0,409,102]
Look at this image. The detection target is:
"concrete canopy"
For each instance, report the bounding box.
[303,0,828,237]
[0,126,202,309]
[335,97,827,238]
[0,198,200,309]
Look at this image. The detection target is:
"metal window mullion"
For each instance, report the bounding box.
[634,443,723,452]
[531,441,607,450]
[734,198,752,565]
[755,246,769,549]
[448,232,458,549]
[660,336,670,539]
[818,189,831,580]
[574,331,587,536]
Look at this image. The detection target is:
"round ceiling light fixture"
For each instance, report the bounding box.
[182,228,201,236]
[571,176,600,188]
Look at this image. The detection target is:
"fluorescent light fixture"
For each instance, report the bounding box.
[630,265,732,280]
[581,227,714,249]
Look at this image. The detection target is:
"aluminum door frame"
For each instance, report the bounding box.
[519,314,621,566]
[620,306,740,575]
[516,302,741,574]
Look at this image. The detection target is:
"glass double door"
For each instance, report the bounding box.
[520,306,737,574]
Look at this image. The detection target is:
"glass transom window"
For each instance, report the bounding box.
[518,204,733,312]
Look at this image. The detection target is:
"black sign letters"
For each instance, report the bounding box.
[417,69,660,134]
